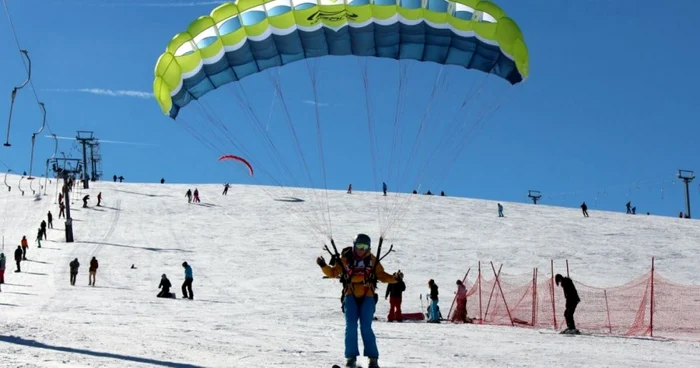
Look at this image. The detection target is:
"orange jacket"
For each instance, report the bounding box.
[21,238,28,248]
[321,251,397,298]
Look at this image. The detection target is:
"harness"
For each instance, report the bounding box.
[338,247,378,312]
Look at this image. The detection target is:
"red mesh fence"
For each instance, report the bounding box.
[445,259,700,341]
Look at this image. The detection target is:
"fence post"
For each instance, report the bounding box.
[484,264,502,321]
[491,261,515,326]
[566,259,570,278]
[604,289,612,334]
[551,259,557,330]
[478,261,483,323]
[650,257,655,337]
[532,268,538,326]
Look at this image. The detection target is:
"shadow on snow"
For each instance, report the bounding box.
[76,241,192,253]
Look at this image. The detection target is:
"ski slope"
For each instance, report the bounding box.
[1,173,699,367]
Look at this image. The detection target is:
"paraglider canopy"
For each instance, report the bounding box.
[218,154,254,176]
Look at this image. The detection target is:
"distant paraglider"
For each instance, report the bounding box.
[218,154,253,177]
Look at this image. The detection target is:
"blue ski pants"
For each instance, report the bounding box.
[344,295,378,359]
[429,299,440,321]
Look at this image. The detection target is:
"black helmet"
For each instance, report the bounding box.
[353,233,371,248]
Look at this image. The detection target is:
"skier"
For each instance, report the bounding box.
[452,280,469,323]
[97,192,102,207]
[82,194,90,208]
[222,183,230,195]
[497,203,504,217]
[113,174,117,182]
[625,201,632,214]
[21,236,29,260]
[88,257,98,286]
[69,258,80,286]
[427,279,440,323]
[347,184,352,194]
[41,220,47,240]
[185,189,192,203]
[382,182,387,196]
[182,261,194,299]
[385,270,405,322]
[316,233,399,368]
[0,252,6,284]
[555,274,580,334]
[14,246,22,272]
[580,202,589,217]
[59,202,65,218]
[47,211,53,229]
[193,189,200,203]
[158,274,174,298]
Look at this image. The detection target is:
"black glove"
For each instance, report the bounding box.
[316,256,327,268]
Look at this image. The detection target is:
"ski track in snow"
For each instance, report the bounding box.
[1,174,699,367]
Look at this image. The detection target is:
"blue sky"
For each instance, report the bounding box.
[0,0,699,218]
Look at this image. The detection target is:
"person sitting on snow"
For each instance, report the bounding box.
[158,274,174,298]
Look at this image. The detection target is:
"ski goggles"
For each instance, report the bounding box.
[354,243,370,251]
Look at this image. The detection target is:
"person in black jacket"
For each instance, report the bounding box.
[385,271,405,322]
[555,274,581,333]
[14,246,23,272]
[158,274,174,298]
[427,279,440,323]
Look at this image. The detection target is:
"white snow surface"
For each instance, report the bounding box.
[1,174,699,367]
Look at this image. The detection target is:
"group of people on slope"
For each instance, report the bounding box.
[157,262,194,300]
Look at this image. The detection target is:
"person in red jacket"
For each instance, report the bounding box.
[89,257,98,286]
[385,271,405,322]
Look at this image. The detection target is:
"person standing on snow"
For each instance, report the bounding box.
[181,262,194,299]
[385,270,405,322]
[382,182,387,196]
[222,183,230,195]
[14,246,23,272]
[193,189,200,203]
[497,203,504,217]
[581,202,589,217]
[59,202,65,218]
[158,274,173,298]
[40,220,47,240]
[452,280,469,323]
[82,194,90,208]
[316,233,398,368]
[88,257,98,286]
[555,274,581,334]
[0,252,6,284]
[21,236,29,260]
[427,279,440,323]
[185,189,192,203]
[47,211,53,229]
[97,192,102,207]
[69,258,80,286]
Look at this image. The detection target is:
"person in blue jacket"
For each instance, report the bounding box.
[182,261,194,299]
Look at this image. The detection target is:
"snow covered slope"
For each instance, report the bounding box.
[1,173,699,367]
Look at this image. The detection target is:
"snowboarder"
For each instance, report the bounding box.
[427,279,440,323]
[14,246,22,272]
[185,189,192,203]
[88,257,98,286]
[0,252,6,284]
[47,211,53,229]
[555,274,580,334]
[222,183,230,195]
[580,202,588,217]
[382,182,387,196]
[193,188,200,203]
[97,192,102,207]
[182,261,194,299]
[69,258,80,286]
[21,236,29,260]
[316,233,398,368]
[385,270,405,322]
[59,202,65,218]
[82,194,90,208]
[497,203,504,217]
[158,274,174,298]
[452,280,470,323]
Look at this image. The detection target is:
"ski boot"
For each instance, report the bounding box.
[368,357,380,368]
[345,357,357,368]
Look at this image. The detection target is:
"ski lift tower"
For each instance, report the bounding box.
[678,170,695,219]
[88,140,103,181]
[51,157,82,243]
[75,131,96,189]
[528,190,542,204]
